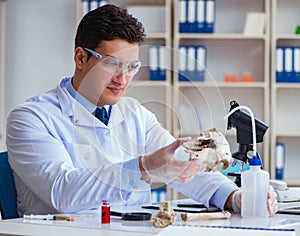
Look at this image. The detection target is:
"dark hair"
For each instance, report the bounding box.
[75,4,146,50]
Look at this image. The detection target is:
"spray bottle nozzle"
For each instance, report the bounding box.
[248,155,262,166]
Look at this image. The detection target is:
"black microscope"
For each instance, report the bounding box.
[226,100,269,187]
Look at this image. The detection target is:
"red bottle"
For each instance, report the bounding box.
[101,200,110,224]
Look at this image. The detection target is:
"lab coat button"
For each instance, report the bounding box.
[129,180,134,186]
[83,153,89,159]
[74,119,79,124]
[105,132,110,136]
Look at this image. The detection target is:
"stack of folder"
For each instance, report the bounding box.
[148,45,167,81]
[276,46,300,82]
[178,45,206,81]
[179,0,215,33]
[81,0,108,15]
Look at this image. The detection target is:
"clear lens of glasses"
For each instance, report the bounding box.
[100,56,141,76]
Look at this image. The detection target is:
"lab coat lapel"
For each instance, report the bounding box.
[57,77,126,128]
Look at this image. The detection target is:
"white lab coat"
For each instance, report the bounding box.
[6,77,238,216]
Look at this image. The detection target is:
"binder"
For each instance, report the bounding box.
[149,46,159,80]
[90,0,98,11]
[179,0,188,33]
[205,0,215,33]
[276,47,284,82]
[196,46,206,81]
[275,143,285,180]
[99,0,108,7]
[187,0,196,33]
[187,46,196,81]
[284,47,293,82]
[294,47,300,82]
[158,46,167,81]
[82,0,89,16]
[196,0,205,33]
[178,46,188,81]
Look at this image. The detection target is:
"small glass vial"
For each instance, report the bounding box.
[101,200,110,224]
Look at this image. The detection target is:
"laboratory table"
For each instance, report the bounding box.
[0,200,300,236]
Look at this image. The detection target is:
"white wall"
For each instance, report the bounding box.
[2,0,77,150]
[5,0,76,117]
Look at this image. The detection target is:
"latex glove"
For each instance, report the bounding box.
[267,185,278,216]
[140,138,204,183]
[231,186,278,216]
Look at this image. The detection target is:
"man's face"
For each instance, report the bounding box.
[75,39,140,107]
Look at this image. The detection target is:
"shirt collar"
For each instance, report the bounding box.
[65,77,110,114]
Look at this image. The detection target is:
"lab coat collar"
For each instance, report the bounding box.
[57,77,125,128]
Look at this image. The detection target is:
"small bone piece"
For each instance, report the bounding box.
[181,211,231,222]
[150,202,177,228]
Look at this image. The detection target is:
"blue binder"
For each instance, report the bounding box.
[179,0,188,33]
[158,46,167,81]
[195,46,206,81]
[294,47,300,82]
[276,46,284,82]
[196,0,205,33]
[205,0,215,33]
[284,47,294,82]
[275,143,285,180]
[178,46,189,81]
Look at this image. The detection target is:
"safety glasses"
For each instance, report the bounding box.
[84,47,141,76]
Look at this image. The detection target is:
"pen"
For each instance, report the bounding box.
[141,206,212,213]
[23,214,75,221]
[177,203,206,208]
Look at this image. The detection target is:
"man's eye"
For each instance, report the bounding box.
[128,63,139,70]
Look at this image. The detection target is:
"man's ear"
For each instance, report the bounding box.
[74,47,87,69]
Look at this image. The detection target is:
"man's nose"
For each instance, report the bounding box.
[112,70,127,84]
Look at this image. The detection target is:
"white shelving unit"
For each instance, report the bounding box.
[173,0,270,166]
[270,0,300,186]
[0,0,6,151]
[171,0,271,199]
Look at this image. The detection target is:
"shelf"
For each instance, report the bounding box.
[274,83,300,89]
[276,34,300,40]
[285,179,300,187]
[130,80,170,87]
[275,131,300,138]
[175,81,267,88]
[146,32,169,39]
[176,33,267,40]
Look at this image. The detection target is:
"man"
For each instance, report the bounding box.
[6,4,277,216]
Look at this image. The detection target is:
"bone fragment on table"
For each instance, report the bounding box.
[150,202,177,228]
[181,211,231,222]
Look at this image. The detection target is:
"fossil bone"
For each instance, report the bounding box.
[183,128,232,172]
[150,202,177,228]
